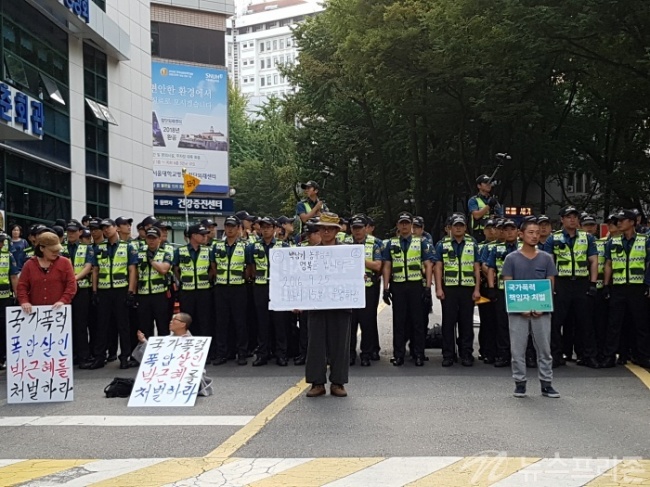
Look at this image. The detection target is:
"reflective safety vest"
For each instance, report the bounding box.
[552,230,589,278]
[0,250,12,299]
[493,242,518,290]
[138,247,168,295]
[357,239,378,287]
[63,243,91,289]
[389,237,422,283]
[442,239,476,287]
[471,196,487,231]
[336,232,352,244]
[24,247,34,259]
[252,240,281,285]
[214,240,247,285]
[177,245,211,291]
[610,234,647,285]
[595,238,607,289]
[96,241,130,289]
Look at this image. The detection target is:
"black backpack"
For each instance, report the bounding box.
[104,377,135,398]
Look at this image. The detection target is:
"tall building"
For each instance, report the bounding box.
[0,0,153,229]
[151,0,235,240]
[226,0,324,111]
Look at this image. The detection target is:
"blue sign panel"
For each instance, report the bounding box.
[154,196,234,216]
[505,279,554,313]
[0,83,44,139]
[63,0,90,23]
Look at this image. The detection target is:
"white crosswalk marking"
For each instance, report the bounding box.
[0,459,25,468]
[0,416,253,427]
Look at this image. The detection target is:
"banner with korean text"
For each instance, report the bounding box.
[5,305,73,404]
[152,61,228,194]
[269,245,366,311]
[128,336,211,407]
[505,280,554,313]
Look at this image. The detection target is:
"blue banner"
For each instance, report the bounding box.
[152,62,229,194]
[154,196,234,216]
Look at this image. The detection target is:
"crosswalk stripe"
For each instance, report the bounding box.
[324,457,462,486]
[0,460,25,469]
[0,460,91,486]
[162,457,314,487]
[0,416,253,427]
[17,459,168,487]
[246,457,384,487]
[89,458,237,487]
[585,459,650,486]
[406,456,539,487]
[491,458,622,487]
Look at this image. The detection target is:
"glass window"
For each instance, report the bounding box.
[266,58,271,68]
[273,40,278,50]
[261,78,265,87]
[280,39,285,49]
[260,42,264,52]
[266,41,270,50]
[83,43,108,103]
[92,0,106,10]
[274,75,278,85]
[266,75,271,85]
[84,44,109,177]
[260,59,265,69]
[86,178,109,218]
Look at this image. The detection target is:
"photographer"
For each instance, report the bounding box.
[468,175,503,243]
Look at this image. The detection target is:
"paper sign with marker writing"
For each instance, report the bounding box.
[5,305,74,404]
[128,336,211,407]
[269,245,366,311]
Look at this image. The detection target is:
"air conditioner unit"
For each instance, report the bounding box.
[567,185,574,193]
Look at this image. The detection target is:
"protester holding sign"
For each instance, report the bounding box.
[16,232,77,315]
[501,219,559,399]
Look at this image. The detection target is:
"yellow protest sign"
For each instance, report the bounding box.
[183,171,201,196]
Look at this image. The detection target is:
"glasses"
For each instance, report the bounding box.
[172,317,186,324]
[319,227,337,232]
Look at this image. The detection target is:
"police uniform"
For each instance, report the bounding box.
[382,213,434,366]
[137,228,173,339]
[602,210,650,368]
[468,175,504,243]
[0,239,19,366]
[477,220,498,363]
[434,216,481,365]
[543,207,599,367]
[213,216,249,364]
[594,232,609,361]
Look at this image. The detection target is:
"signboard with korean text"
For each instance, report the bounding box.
[269,245,366,311]
[5,305,73,404]
[154,195,234,216]
[0,82,44,141]
[152,62,228,194]
[60,0,90,23]
[505,279,554,313]
[128,336,211,407]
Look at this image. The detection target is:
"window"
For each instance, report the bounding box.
[266,75,271,85]
[91,0,106,10]
[260,59,265,69]
[280,39,285,49]
[273,40,278,50]
[243,60,247,66]
[280,19,291,27]
[287,38,292,47]
[261,78,265,87]
[150,22,225,65]
[266,58,271,68]
[250,76,255,83]
[253,24,263,32]
[274,75,278,85]
[266,21,278,29]
[86,179,109,218]
[243,77,248,83]
[266,41,270,50]
[260,43,265,52]
[84,43,109,179]
[280,75,285,83]
[273,56,278,65]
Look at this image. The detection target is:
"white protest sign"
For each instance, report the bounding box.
[269,245,366,311]
[5,305,74,404]
[128,336,211,407]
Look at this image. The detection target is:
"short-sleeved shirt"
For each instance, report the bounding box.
[542,229,598,257]
[486,241,519,269]
[91,240,139,266]
[138,246,173,266]
[468,194,504,217]
[479,241,497,264]
[432,238,479,264]
[381,235,435,262]
[295,198,320,217]
[604,233,650,263]
[1,251,20,276]
[501,250,558,280]
[352,238,383,261]
[173,244,215,266]
[244,238,287,265]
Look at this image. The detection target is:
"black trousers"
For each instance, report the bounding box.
[0,297,11,361]
[350,286,380,359]
[246,283,258,353]
[94,288,130,361]
[137,293,171,339]
[298,312,308,357]
[214,285,248,359]
[179,289,213,354]
[551,278,597,360]
[71,288,91,361]
[594,289,609,359]
[391,281,424,359]
[494,291,511,360]
[441,286,475,360]
[605,284,649,361]
[305,310,351,385]
[253,284,287,359]
[477,298,497,360]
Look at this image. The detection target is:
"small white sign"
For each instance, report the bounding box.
[5,305,74,404]
[269,245,366,311]
[128,336,211,407]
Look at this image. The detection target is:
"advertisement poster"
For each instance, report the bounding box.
[152,62,228,194]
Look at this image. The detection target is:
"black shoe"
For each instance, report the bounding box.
[87,359,105,370]
[415,357,424,366]
[552,358,566,368]
[600,357,616,368]
[252,356,268,367]
[392,357,404,366]
[119,359,129,370]
[478,354,485,361]
[483,356,495,365]
[276,357,288,366]
[360,358,371,367]
[563,354,575,363]
[126,359,139,368]
[370,352,381,361]
[541,385,561,398]
[213,357,227,366]
[293,355,306,366]
[494,358,510,367]
[577,357,600,369]
[106,354,117,363]
[237,356,248,366]
[526,357,537,368]
[349,356,356,366]
[616,356,628,366]
[513,381,527,398]
[461,357,474,367]
[442,358,454,367]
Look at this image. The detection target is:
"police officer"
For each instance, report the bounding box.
[468,174,503,242]
[336,218,351,244]
[201,219,217,246]
[248,217,288,366]
[116,216,133,242]
[487,219,520,367]
[543,206,600,368]
[602,209,650,368]
[382,212,434,366]
[0,233,19,370]
[477,219,498,364]
[212,215,249,365]
[434,215,481,366]
[89,218,105,246]
[276,216,297,246]
[296,181,326,235]
[62,221,94,367]
[413,216,432,358]
[86,219,139,370]
[537,215,552,249]
[293,221,319,364]
[173,224,213,345]
[135,222,146,248]
[349,215,383,366]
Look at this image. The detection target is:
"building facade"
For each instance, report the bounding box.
[226,0,323,112]
[0,0,154,230]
